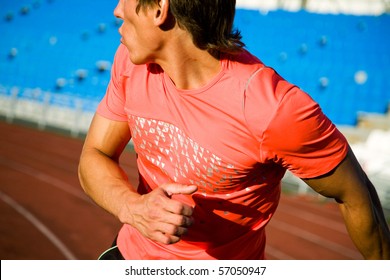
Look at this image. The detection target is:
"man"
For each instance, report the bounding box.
[78,0,390,259]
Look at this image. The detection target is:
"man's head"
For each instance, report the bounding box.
[136,0,244,55]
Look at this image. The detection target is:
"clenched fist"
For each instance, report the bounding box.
[122,183,198,244]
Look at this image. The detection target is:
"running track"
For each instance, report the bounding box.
[0,121,364,260]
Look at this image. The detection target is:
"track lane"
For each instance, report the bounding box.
[0,121,367,260]
[0,190,76,259]
[265,195,362,259]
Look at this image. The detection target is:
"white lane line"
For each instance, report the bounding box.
[0,156,90,203]
[270,220,362,259]
[0,190,77,260]
[277,204,347,233]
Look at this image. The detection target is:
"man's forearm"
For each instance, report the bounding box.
[304,148,390,259]
[338,181,390,259]
[78,148,140,223]
[361,178,390,259]
[78,147,199,245]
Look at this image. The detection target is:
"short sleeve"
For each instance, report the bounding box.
[96,44,129,121]
[262,87,348,178]
[244,67,348,179]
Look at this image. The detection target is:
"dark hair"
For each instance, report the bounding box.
[136,0,245,55]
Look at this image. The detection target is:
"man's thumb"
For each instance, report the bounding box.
[161,183,198,196]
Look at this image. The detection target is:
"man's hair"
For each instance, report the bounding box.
[137,0,245,54]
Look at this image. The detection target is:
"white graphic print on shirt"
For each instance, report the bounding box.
[128,115,251,194]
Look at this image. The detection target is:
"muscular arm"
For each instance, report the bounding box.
[78,113,197,244]
[78,113,133,220]
[303,146,390,259]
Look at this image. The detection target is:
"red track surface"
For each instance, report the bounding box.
[0,121,363,260]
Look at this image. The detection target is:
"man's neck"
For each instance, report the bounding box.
[154,33,221,90]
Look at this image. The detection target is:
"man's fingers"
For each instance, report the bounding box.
[151,222,190,245]
[154,232,181,245]
[160,223,189,237]
[159,207,194,227]
[161,183,198,196]
[158,183,197,216]
[133,183,197,245]
[159,197,194,217]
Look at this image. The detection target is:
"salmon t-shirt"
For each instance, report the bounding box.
[97,44,348,259]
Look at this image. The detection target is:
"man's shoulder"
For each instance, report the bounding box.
[224,50,273,82]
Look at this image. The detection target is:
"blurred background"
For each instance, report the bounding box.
[0,0,389,259]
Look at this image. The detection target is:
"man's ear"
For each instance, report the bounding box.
[154,0,170,27]
[154,0,175,31]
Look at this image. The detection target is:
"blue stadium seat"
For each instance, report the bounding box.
[0,2,389,126]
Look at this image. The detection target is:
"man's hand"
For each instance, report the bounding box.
[123,183,198,245]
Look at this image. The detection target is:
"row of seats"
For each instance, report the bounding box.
[235,9,390,125]
[1,1,389,125]
[1,0,119,105]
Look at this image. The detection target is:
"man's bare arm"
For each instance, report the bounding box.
[78,113,197,245]
[303,146,390,259]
